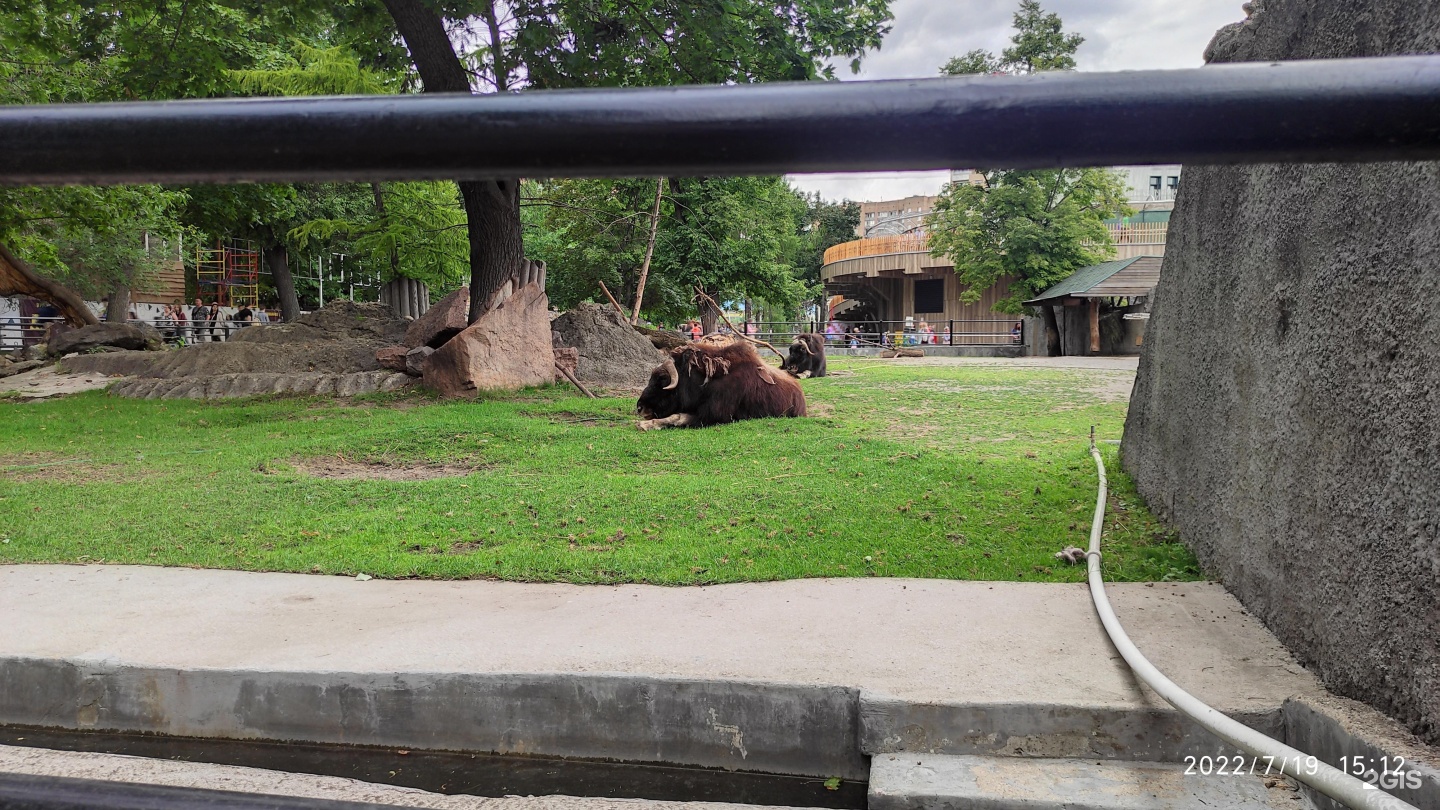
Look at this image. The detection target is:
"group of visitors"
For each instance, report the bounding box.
[152,298,271,344]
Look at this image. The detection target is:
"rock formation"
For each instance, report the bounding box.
[1122,0,1440,743]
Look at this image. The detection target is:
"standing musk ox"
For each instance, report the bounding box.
[780,333,827,378]
[636,340,806,430]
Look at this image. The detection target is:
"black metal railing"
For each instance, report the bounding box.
[3,56,1440,185]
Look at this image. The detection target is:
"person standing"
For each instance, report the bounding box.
[208,299,226,341]
[190,298,211,342]
[172,302,189,344]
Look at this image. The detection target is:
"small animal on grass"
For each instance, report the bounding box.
[636,340,806,430]
[780,333,827,378]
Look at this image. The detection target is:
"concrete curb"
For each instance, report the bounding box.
[0,657,865,781]
[2,656,1436,809]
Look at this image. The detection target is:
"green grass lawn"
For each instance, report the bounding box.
[0,358,1199,584]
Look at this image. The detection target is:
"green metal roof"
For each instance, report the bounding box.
[1024,257,1144,305]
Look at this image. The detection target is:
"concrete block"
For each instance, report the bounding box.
[859,693,1282,762]
[868,753,1309,810]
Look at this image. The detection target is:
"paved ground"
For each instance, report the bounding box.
[0,744,798,810]
[840,355,1140,371]
[0,564,1317,713]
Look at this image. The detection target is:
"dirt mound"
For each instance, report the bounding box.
[550,304,665,388]
[231,301,407,345]
[61,301,407,386]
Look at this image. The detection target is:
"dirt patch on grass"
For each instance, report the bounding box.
[286,456,488,481]
[522,410,634,427]
[0,452,132,484]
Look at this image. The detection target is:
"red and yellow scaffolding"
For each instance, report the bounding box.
[195,240,260,306]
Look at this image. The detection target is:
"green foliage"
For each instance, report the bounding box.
[526,177,812,323]
[940,0,1083,77]
[0,360,1199,584]
[940,49,1001,76]
[523,179,667,312]
[654,177,809,321]
[927,169,1130,314]
[794,195,861,288]
[229,41,398,96]
[507,0,893,89]
[290,182,469,289]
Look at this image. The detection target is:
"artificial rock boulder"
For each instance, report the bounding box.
[423,281,554,396]
[549,303,665,388]
[375,346,408,372]
[1123,0,1440,744]
[48,322,162,357]
[404,286,469,349]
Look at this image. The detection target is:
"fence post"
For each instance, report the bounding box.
[948,319,954,346]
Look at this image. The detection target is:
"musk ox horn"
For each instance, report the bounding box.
[792,337,812,355]
[661,357,679,390]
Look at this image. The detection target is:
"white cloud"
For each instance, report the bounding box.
[790,0,1246,202]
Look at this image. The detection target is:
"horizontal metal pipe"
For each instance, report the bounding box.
[3,55,1440,185]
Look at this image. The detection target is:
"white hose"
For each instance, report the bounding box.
[1085,434,1419,810]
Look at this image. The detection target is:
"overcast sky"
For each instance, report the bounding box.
[788,0,1246,203]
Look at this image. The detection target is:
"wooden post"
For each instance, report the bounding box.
[1088,298,1100,355]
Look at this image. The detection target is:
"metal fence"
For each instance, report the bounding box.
[702,320,1021,348]
[0,316,271,350]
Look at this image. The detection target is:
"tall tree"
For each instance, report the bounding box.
[655,176,807,333]
[926,169,1129,314]
[940,0,1082,76]
[374,0,892,324]
[930,0,1120,353]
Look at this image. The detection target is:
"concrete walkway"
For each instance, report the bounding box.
[0,564,1314,713]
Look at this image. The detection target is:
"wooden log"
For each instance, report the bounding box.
[555,363,597,398]
[1088,298,1100,354]
[881,348,925,358]
[597,280,627,318]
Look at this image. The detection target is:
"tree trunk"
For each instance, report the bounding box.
[697,286,719,334]
[459,179,525,324]
[1088,298,1101,355]
[105,285,131,323]
[0,240,98,326]
[265,244,301,322]
[631,176,664,324]
[1042,305,1062,357]
[382,0,522,325]
[371,182,400,281]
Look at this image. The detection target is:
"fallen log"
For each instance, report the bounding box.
[0,242,99,327]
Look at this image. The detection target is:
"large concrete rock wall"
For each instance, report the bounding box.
[1123,0,1440,744]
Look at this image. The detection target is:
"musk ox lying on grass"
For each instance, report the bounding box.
[779,333,826,378]
[636,340,806,430]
